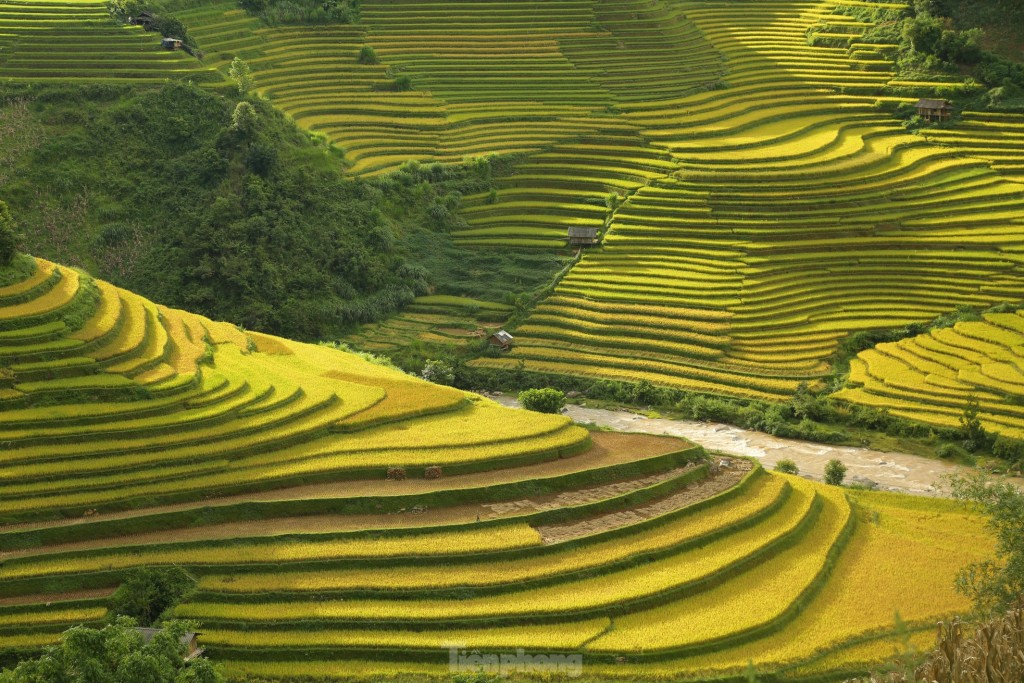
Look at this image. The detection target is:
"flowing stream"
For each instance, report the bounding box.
[488,394,1013,497]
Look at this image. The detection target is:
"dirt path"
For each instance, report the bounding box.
[0,432,687,559]
[0,431,682,535]
[538,458,751,543]
[490,395,1018,497]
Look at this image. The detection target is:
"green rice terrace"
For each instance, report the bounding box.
[0,256,994,680]
[2,0,1024,430]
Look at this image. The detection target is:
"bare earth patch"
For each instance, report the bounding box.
[537,457,752,543]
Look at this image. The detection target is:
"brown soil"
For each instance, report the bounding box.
[0,431,687,536]
[537,457,752,544]
[0,432,690,559]
[484,465,697,516]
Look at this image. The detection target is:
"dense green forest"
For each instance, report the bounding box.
[0,82,563,341]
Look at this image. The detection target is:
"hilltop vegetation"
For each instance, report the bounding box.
[0,82,561,341]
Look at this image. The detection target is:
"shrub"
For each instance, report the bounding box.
[421,359,455,386]
[518,388,565,414]
[358,45,378,64]
[992,435,1024,464]
[109,566,195,626]
[393,74,412,91]
[774,459,799,475]
[386,466,406,481]
[936,442,968,460]
[424,466,442,480]
[824,459,847,486]
[0,200,19,266]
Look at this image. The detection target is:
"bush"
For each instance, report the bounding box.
[936,442,968,460]
[109,566,195,626]
[824,459,847,486]
[386,466,407,481]
[518,388,565,414]
[0,200,19,266]
[421,359,455,386]
[992,435,1024,464]
[393,74,412,91]
[774,459,799,475]
[358,45,378,64]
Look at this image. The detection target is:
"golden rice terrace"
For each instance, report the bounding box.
[0,256,994,679]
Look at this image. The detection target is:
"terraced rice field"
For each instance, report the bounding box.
[345,295,512,353]
[460,1,1024,401]
[6,0,1022,407]
[0,257,992,679]
[836,309,1024,438]
[924,110,1024,181]
[0,0,212,81]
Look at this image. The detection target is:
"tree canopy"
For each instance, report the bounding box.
[0,618,223,683]
[110,566,196,627]
[949,472,1024,614]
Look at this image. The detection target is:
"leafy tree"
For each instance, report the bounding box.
[903,12,944,53]
[959,395,988,452]
[105,0,144,21]
[0,200,18,266]
[774,459,799,475]
[110,566,196,626]
[421,359,455,386]
[824,459,847,486]
[0,617,222,683]
[948,472,1024,614]
[518,388,565,414]
[230,101,257,136]
[393,74,412,91]
[229,58,254,96]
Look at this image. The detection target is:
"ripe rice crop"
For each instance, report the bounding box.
[181,479,811,623]
[587,482,849,652]
[0,524,543,579]
[197,618,610,651]
[198,474,786,593]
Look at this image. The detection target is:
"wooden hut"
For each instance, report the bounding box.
[161,37,183,50]
[916,98,952,123]
[135,628,205,661]
[488,330,514,351]
[131,11,155,28]
[567,225,599,247]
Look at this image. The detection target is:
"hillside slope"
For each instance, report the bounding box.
[0,256,993,680]
[837,308,1024,438]
[3,0,1024,410]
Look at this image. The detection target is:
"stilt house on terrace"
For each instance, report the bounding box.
[130,11,154,27]
[567,226,599,247]
[916,98,952,123]
[488,330,514,351]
